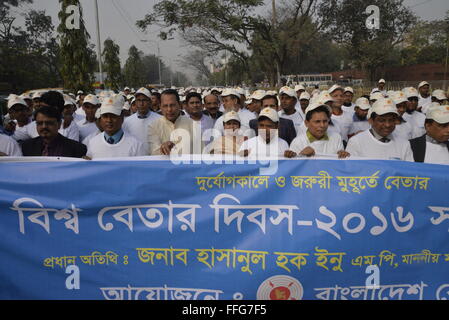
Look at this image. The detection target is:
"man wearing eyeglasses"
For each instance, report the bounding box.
[21,106,87,158]
[123,87,161,154]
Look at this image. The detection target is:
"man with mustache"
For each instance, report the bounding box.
[21,106,86,158]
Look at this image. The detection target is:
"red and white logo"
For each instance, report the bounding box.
[257,275,303,300]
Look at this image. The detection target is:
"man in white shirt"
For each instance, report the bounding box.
[294,84,306,111]
[391,91,418,140]
[184,91,214,145]
[148,89,196,155]
[3,95,32,143]
[402,87,426,138]
[418,81,432,113]
[409,105,449,164]
[122,87,161,154]
[286,104,348,159]
[346,98,413,161]
[342,87,356,114]
[239,107,289,159]
[60,97,80,142]
[0,133,22,156]
[348,97,371,139]
[329,84,353,142]
[278,86,304,131]
[297,92,310,117]
[86,95,145,159]
[371,79,387,97]
[213,88,255,137]
[77,94,100,142]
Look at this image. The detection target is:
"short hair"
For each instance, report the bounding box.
[151,91,161,100]
[35,105,62,121]
[40,91,65,113]
[258,116,278,124]
[306,105,331,121]
[186,92,202,104]
[261,95,278,105]
[204,94,219,104]
[161,89,180,103]
[370,112,397,120]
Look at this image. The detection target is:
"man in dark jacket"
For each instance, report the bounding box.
[409,104,449,164]
[22,106,87,158]
[249,94,297,145]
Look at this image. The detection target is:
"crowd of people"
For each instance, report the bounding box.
[1,79,448,165]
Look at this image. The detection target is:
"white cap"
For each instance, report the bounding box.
[250,90,266,101]
[403,87,419,99]
[378,79,386,84]
[7,95,27,109]
[258,107,279,122]
[19,93,31,100]
[64,97,75,106]
[211,87,222,93]
[368,98,398,119]
[392,91,408,105]
[344,87,354,94]
[245,99,253,105]
[235,87,245,96]
[99,95,124,116]
[418,81,430,89]
[95,108,101,119]
[317,91,334,105]
[77,90,84,95]
[32,91,44,99]
[221,88,240,99]
[299,92,311,101]
[426,105,449,124]
[329,84,343,94]
[223,110,241,123]
[135,87,151,99]
[370,91,385,101]
[355,97,371,110]
[294,84,305,92]
[123,101,131,111]
[432,89,447,101]
[304,103,332,117]
[83,94,99,106]
[279,86,297,99]
[386,90,396,98]
[124,87,130,91]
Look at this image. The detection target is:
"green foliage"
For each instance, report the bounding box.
[57,0,95,92]
[123,45,145,88]
[102,38,122,91]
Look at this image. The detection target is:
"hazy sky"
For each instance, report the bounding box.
[10,0,449,79]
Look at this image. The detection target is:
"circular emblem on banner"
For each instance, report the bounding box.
[256,275,303,300]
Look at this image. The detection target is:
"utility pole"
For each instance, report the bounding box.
[272,0,281,87]
[94,0,103,85]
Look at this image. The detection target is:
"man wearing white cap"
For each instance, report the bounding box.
[431,89,447,106]
[418,81,431,113]
[286,104,348,159]
[3,95,32,142]
[249,94,297,145]
[239,107,289,158]
[391,91,419,140]
[329,85,352,142]
[60,97,80,142]
[402,87,426,138]
[279,86,304,131]
[346,98,413,161]
[248,90,265,116]
[371,79,387,96]
[213,88,255,137]
[204,111,246,155]
[124,87,131,96]
[148,89,195,155]
[298,92,310,117]
[76,94,100,142]
[409,105,449,164]
[294,84,306,111]
[122,87,161,154]
[342,87,356,114]
[86,95,145,159]
[348,97,371,138]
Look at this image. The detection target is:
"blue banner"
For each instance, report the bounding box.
[1,158,449,300]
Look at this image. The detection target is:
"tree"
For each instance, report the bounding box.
[102,38,122,91]
[123,45,145,88]
[137,0,333,86]
[57,0,94,92]
[324,0,417,80]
